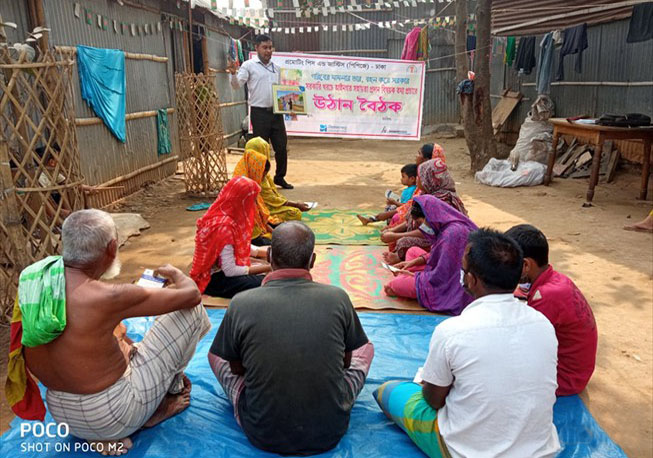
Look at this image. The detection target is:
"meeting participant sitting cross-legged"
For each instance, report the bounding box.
[207,221,374,455]
[7,209,211,456]
[506,224,598,396]
[374,228,560,458]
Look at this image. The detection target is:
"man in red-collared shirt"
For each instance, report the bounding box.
[506,224,598,396]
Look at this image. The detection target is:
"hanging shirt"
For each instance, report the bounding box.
[514,36,536,75]
[556,23,588,81]
[504,36,516,66]
[401,27,422,60]
[230,55,280,108]
[536,32,555,95]
[527,265,598,396]
[627,3,653,43]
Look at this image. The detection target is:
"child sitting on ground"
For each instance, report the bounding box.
[357,164,417,225]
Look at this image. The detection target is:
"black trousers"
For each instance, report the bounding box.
[204,271,264,299]
[250,106,288,180]
[251,235,271,246]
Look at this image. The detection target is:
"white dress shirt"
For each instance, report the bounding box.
[422,293,561,458]
[230,56,279,108]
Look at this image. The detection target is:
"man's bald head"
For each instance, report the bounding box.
[270,221,316,270]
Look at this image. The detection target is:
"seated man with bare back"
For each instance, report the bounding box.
[23,209,211,455]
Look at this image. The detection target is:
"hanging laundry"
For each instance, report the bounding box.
[417,26,429,61]
[556,23,588,81]
[401,27,421,60]
[466,34,476,51]
[536,32,555,95]
[513,36,536,75]
[504,36,516,66]
[157,109,172,155]
[627,2,653,43]
[467,34,477,69]
[236,39,245,63]
[228,38,237,62]
[77,45,126,142]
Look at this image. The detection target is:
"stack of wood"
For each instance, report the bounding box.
[552,138,620,182]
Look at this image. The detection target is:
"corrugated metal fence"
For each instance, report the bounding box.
[44,0,177,187]
[269,1,461,126]
[491,18,653,160]
[1,0,253,205]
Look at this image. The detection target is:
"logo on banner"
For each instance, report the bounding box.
[320,124,328,132]
[407,65,417,74]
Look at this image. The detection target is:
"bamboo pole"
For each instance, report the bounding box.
[0,140,30,268]
[0,61,74,69]
[33,0,49,51]
[75,107,175,126]
[54,46,168,63]
[99,155,179,188]
[219,101,247,108]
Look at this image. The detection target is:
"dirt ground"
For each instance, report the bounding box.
[2,136,652,457]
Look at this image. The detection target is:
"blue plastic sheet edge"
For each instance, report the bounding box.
[2,309,626,458]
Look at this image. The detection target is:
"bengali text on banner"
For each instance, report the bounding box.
[252,52,426,140]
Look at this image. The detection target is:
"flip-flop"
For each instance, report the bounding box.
[623,225,653,233]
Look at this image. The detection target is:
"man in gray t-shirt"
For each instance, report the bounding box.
[208,222,374,455]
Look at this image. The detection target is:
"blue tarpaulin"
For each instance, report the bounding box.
[77,45,126,143]
[1,310,626,457]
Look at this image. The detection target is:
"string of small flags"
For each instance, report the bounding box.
[72,2,165,35]
[264,15,474,34]
[209,0,453,21]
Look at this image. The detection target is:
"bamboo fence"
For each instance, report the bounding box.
[175,72,228,196]
[0,49,82,324]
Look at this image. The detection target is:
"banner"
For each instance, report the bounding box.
[259,52,426,140]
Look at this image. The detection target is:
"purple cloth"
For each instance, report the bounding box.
[401,27,421,60]
[414,195,478,315]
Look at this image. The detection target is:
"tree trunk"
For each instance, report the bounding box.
[456,0,497,172]
[454,0,469,83]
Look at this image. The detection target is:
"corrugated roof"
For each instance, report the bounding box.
[491,0,641,36]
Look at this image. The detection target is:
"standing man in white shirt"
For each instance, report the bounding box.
[374,228,561,458]
[227,35,293,189]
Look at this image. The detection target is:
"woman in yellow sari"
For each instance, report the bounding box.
[232,149,273,245]
[245,137,309,222]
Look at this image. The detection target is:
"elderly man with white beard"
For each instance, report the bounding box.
[18,209,210,455]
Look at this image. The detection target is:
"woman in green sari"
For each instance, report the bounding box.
[244,137,309,223]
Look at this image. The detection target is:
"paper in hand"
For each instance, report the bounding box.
[305,201,318,210]
[136,269,167,289]
[385,189,401,201]
[381,262,400,273]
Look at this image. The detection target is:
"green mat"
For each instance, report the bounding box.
[303,209,385,245]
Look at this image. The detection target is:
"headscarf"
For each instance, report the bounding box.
[417,158,467,215]
[391,155,466,228]
[245,137,287,213]
[190,176,260,293]
[413,195,478,315]
[421,143,446,162]
[233,149,271,236]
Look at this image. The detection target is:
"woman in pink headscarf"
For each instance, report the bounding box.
[381,157,467,265]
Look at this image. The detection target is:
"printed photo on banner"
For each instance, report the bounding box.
[272,85,307,115]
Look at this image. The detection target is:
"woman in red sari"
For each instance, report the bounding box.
[190,176,271,298]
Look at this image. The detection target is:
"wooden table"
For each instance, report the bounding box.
[544,118,653,205]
